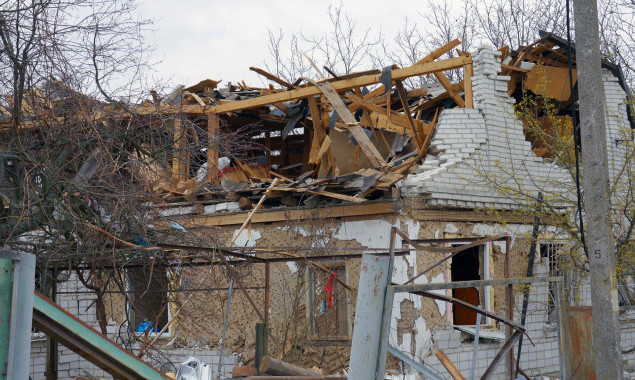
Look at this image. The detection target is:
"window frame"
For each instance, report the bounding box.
[307,261,350,344]
[448,242,494,326]
[539,241,565,321]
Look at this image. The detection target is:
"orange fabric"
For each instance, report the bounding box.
[453,287,479,325]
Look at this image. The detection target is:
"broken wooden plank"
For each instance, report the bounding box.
[183,91,206,106]
[411,81,464,112]
[464,59,474,108]
[354,87,376,132]
[271,186,366,203]
[306,96,332,174]
[415,39,462,65]
[433,71,465,107]
[313,80,387,167]
[346,94,428,135]
[229,178,279,246]
[394,79,422,149]
[388,108,438,174]
[521,52,569,68]
[259,356,325,377]
[234,158,256,179]
[330,68,381,81]
[268,171,294,183]
[302,51,327,80]
[375,172,406,189]
[406,88,429,98]
[249,67,296,89]
[434,350,465,380]
[133,56,470,115]
[314,135,332,163]
[172,117,188,181]
[207,113,220,184]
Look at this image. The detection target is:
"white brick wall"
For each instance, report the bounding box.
[399,46,631,213]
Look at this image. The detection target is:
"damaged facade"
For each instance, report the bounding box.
[22,31,635,379]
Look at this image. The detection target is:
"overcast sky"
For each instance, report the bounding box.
[136,0,426,87]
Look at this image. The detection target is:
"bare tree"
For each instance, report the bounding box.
[265,3,382,81]
[0,1,201,350]
[265,29,313,84]
[469,0,566,49]
[264,0,635,90]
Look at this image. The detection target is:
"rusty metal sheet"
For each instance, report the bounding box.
[565,306,596,379]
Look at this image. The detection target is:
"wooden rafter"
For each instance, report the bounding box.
[313,81,387,167]
[128,56,471,116]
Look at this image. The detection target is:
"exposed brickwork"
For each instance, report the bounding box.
[399,46,630,213]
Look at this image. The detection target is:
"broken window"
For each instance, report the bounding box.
[450,243,493,326]
[126,268,170,335]
[451,245,481,325]
[308,263,348,340]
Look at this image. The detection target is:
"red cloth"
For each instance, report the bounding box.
[326,273,337,308]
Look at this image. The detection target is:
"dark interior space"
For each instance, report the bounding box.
[451,245,481,325]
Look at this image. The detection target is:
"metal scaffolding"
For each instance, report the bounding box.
[348,227,568,380]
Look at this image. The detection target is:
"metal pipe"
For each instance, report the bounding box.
[264,261,271,362]
[387,345,443,380]
[516,193,542,377]
[45,272,58,380]
[348,254,390,380]
[33,291,168,379]
[0,258,14,380]
[265,262,270,327]
[218,277,234,376]
[482,330,523,379]
[505,236,514,379]
[0,250,36,380]
[416,291,523,330]
[392,276,562,293]
[470,313,481,380]
[483,242,492,324]
[375,226,398,380]
[410,237,510,244]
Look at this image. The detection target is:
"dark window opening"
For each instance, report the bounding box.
[127,269,169,334]
[451,246,481,325]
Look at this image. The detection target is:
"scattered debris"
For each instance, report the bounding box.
[176,356,213,380]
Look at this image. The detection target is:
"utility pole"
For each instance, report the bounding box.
[573,0,623,377]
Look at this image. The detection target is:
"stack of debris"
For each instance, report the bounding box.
[7,34,625,214]
[503,31,634,159]
[138,39,476,212]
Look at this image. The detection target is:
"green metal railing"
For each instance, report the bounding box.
[32,291,169,379]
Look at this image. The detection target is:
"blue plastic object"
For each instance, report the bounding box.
[137,320,159,333]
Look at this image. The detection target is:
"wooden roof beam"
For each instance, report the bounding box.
[128,56,470,116]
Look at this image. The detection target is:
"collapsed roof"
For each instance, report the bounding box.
[143,34,631,214]
[3,33,631,213]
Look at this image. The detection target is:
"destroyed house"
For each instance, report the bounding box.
[21,31,635,379]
